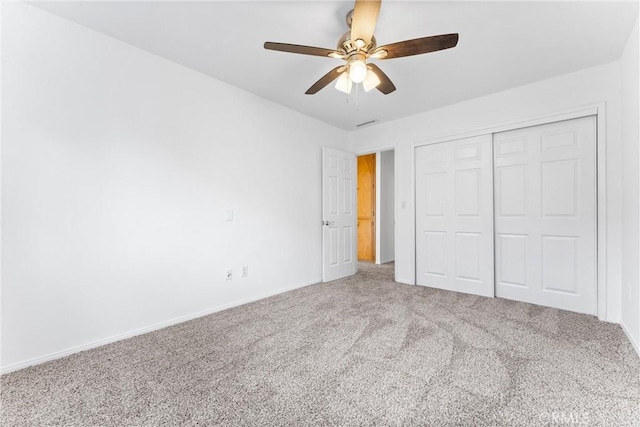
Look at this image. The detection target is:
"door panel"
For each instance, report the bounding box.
[424,172,446,216]
[455,232,480,280]
[541,236,577,294]
[494,116,596,314]
[415,135,494,297]
[497,234,527,287]
[323,147,356,282]
[455,169,480,215]
[425,231,446,276]
[496,165,526,216]
[541,159,578,216]
[357,154,376,261]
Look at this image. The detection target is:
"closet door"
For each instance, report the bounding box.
[415,135,494,297]
[493,116,596,315]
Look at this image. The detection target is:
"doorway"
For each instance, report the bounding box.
[357,153,376,262]
[357,150,396,265]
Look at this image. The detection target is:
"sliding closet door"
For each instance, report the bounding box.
[415,135,494,297]
[493,116,596,315]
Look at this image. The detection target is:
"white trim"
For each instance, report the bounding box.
[393,143,402,283]
[621,320,640,357]
[355,145,396,156]
[408,140,416,285]
[0,0,4,374]
[411,103,608,319]
[413,104,601,149]
[0,279,320,375]
[375,152,381,264]
[595,105,608,321]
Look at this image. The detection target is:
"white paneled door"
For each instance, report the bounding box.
[494,116,596,314]
[415,135,495,297]
[322,147,357,282]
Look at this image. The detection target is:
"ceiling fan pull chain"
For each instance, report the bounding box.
[346,73,351,104]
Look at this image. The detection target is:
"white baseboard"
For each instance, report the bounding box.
[0,279,320,375]
[621,320,640,358]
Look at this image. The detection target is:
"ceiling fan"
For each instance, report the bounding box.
[264,0,458,95]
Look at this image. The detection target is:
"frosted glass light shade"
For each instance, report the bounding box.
[335,72,352,94]
[349,60,367,83]
[362,69,381,92]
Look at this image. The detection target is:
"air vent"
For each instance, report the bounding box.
[356,119,377,128]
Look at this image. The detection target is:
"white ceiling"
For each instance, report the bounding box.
[30,1,639,130]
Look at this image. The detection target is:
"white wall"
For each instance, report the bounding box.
[376,150,395,264]
[349,62,623,322]
[1,3,347,372]
[621,16,640,354]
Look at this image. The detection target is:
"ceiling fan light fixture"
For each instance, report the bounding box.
[335,72,353,94]
[349,58,368,83]
[362,68,381,92]
[264,0,458,96]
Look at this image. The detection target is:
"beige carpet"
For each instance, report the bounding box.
[2,262,639,426]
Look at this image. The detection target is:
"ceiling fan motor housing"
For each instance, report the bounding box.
[337,31,377,56]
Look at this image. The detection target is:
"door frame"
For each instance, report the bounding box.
[412,103,608,320]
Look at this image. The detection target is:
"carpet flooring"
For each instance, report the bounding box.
[2,262,639,426]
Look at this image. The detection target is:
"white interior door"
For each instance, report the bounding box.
[494,116,596,315]
[322,147,357,282]
[415,135,494,297]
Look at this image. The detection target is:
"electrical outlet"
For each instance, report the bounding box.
[242,266,249,277]
[226,269,233,280]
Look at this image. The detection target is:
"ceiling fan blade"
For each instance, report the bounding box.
[350,0,381,48]
[368,63,396,94]
[376,33,459,59]
[306,66,346,94]
[264,42,339,58]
